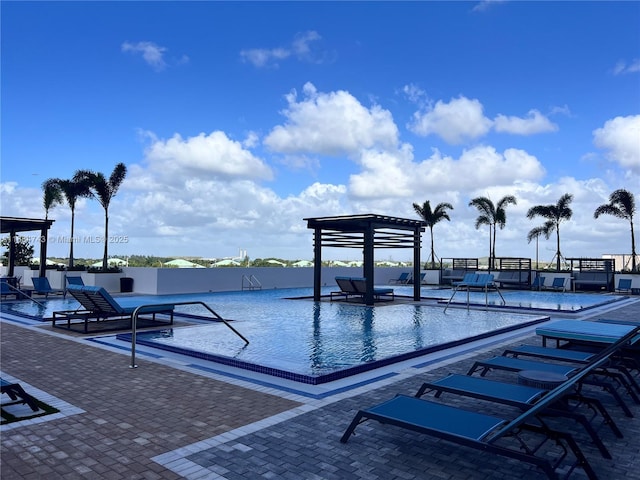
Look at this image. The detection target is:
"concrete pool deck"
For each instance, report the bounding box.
[2,299,640,479]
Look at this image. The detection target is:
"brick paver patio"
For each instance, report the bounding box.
[2,300,640,479]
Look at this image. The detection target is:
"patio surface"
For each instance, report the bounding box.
[2,299,640,479]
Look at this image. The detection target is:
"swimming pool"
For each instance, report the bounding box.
[117,289,549,384]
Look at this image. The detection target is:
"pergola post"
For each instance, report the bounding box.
[313,228,322,301]
[363,227,375,305]
[39,226,48,278]
[8,229,17,277]
[413,228,421,301]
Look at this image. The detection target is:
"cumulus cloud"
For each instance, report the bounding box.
[121,41,168,71]
[240,30,326,68]
[264,82,399,155]
[348,144,545,201]
[134,131,273,186]
[409,96,492,144]
[592,115,640,172]
[493,109,558,135]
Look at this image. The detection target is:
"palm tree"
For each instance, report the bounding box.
[526,193,573,271]
[468,195,517,270]
[594,189,637,272]
[75,163,127,271]
[42,179,63,220]
[45,178,93,268]
[413,200,453,269]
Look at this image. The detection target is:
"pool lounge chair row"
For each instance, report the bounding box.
[331,276,394,303]
[53,285,175,334]
[341,319,640,479]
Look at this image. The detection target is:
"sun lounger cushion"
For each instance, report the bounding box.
[536,320,638,344]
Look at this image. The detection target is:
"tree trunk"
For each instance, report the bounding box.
[556,226,561,271]
[429,226,436,269]
[630,220,637,272]
[69,208,75,268]
[102,209,109,271]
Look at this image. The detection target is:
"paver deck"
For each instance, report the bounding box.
[2,300,640,479]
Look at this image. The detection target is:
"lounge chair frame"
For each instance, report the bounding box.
[1,378,39,412]
[53,285,174,334]
[341,325,639,479]
[330,277,394,303]
[31,277,66,298]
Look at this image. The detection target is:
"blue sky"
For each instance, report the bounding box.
[2,1,639,264]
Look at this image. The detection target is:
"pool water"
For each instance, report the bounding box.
[126,297,547,383]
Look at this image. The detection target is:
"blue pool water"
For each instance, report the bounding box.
[119,289,549,383]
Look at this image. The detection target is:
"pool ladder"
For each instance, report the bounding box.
[241,274,262,290]
[129,301,249,368]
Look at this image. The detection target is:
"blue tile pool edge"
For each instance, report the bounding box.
[115,314,549,385]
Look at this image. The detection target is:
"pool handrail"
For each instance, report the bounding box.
[130,301,249,368]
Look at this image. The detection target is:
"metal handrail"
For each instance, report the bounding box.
[3,282,47,307]
[130,301,249,368]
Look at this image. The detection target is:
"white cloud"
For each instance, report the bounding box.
[472,0,507,13]
[121,41,168,71]
[239,47,290,68]
[409,96,492,144]
[240,30,325,68]
[136,131,273,186]
[612,59,640,75]
[493,109,558,135]
[264,82,399,155]
[593,115,640,173]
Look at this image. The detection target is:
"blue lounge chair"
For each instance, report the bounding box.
[531,275,545,290]
[415,373,618,459]
[342,326,639,477]
[330,277,394,302]
[350,277,394,302]
[444,273,505,312]
[544,277,566,292]
[1,278,21,300]
[53,285,174,333]
[31,277,66,298]
[467,345,640,415]
[616,278,632,293]
[388,272,411,284]
[451,272,478,287]
[1,378,39,412]
[341,355,619,478]
[66,276,85,287]
[330,276,361,301]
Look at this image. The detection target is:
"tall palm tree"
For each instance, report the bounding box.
[75,163,127,271]
[46,178,93,268]
[413,200,453,269]
[594,189,637,272]
[526,193,573,271]
[42,179,63,220]
[469,195,517,270]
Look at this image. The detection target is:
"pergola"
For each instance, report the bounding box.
[1,216,55,278]
[304,214,426,305]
